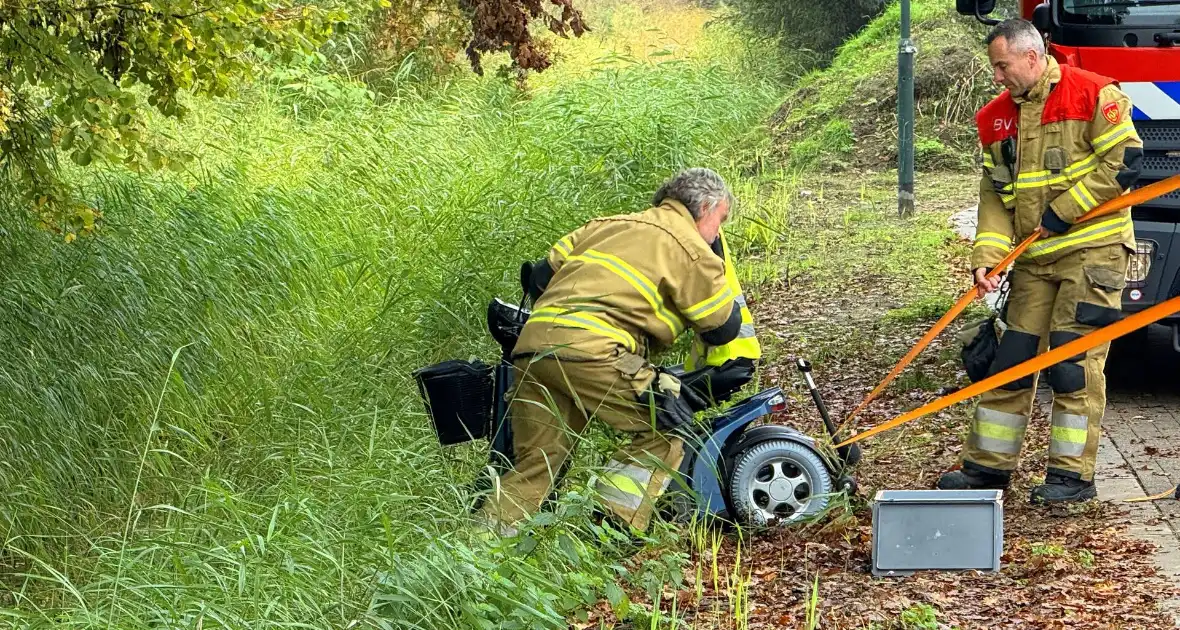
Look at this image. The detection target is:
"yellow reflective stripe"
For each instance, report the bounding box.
[976,421,1024,442]
[1064,162,1098,182]
[1014,155,1100,190]
[702,301,762,366]
[530,306,637,352]
[1064,153,1098,179]
[974,231,1013,252]
[982,153,995,168]
[1068,181,1100,212]
[1051,425,1088,445]
[573,249,684,337]
[1023,215,1131,258]
[554,235,574,258]
[1092,121,1135,155]
[1014,168,1055,185]
[604,471,647,496]
[977,231,1012,243]
[974,237,1012,252]
[999,193,1016,207]
[1080,184,1100,208]
[707,336,761,364]
[1015,170,1067,190]
[597,473,646,510]
[684,285,734,323]
[694,229,762,366]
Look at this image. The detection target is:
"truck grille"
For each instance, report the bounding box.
[1143,154,1180,174]
[1132,120,1180,211]
[1137,121,1180,149]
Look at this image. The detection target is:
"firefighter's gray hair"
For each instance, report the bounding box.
[985,18,1046,57]
[652,167,734,220]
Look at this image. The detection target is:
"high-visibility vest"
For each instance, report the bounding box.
[686,229,761,369]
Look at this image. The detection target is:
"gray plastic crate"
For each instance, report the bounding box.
[871,489,1003,577]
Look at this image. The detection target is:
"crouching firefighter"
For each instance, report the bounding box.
[938,19,1142,504]
[477,167,746,535]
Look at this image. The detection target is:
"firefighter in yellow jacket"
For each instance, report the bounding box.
[478,168,747,534]
[937,19,1143,503]
[686,228,762,371]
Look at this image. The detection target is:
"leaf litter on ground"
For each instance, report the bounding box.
[585,171,1180,629]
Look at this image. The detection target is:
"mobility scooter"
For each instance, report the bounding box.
[415,271,858,526]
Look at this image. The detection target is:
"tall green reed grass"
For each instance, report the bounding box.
[0,7,790,627]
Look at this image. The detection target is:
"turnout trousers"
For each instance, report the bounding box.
[962,243,1130,481]
[478,350,685,534]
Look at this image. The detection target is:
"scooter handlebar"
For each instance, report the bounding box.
[796,356,861,468]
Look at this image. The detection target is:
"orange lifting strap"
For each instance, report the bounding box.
[836,293,1180,448]
[840,173,1180,435]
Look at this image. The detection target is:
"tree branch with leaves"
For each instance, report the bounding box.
[0,0,359,236]
[0,0,586,239]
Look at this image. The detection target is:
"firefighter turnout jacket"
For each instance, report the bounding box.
[514,199,740,360]
[971,56,1142,270]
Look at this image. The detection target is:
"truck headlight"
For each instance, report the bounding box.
[1126,239,1156,288]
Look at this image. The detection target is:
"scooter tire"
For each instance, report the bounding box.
[727,439,833,527]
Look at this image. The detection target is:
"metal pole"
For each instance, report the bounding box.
[898,0,916,218]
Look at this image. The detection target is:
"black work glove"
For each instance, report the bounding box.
[638,370,705,433]
[1040,206,1071,235]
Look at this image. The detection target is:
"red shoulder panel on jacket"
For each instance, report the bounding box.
[1041,64,1115,125]
[976,92,1018,146]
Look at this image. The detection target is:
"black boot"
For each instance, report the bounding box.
[1030,473,1096,504]
[936,467,1010,490]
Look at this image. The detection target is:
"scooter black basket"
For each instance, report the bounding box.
[414,359,495,445]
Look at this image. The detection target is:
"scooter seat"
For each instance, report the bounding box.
[671,358,756,411]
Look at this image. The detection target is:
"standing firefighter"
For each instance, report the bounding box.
[478,168,746,534]
[938,18,1143,503]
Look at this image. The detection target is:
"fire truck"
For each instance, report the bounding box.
[958,0,1180,350]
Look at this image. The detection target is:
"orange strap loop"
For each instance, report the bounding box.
[1124,486,1177,503]
[837,294,1180,448]
[842,174,1180,428]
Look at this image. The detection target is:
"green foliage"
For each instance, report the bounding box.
[0,0,368,235]
[728,0,887,66]
[266,54,377,116]
[1030,542,1067,557]
[770,0,993,172]
[788,118,856,169]
[894,368,942,392]
[0,13,787,627]
[900,603,940,630]
[371,490,634,629]
[914,136,970,170]
[805,572,821,629]
[884,294,956,324]
[320,0,590,92]
[328,0,471,89]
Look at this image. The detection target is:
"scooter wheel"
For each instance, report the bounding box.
[727,439,833,527]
